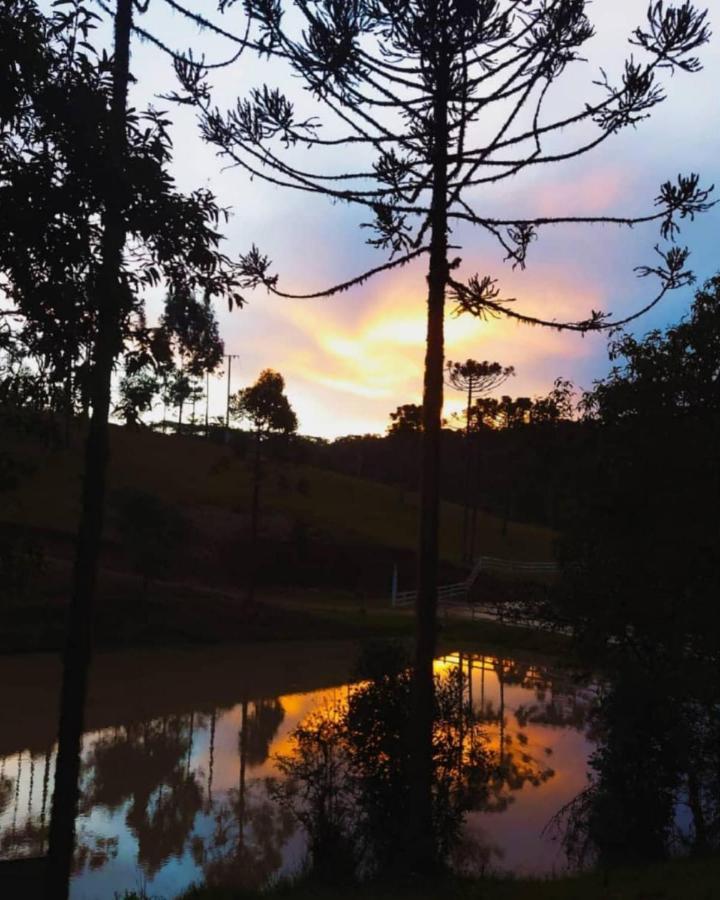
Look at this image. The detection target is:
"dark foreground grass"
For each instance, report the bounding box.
[1,557,567,656]
[171,857,720,900]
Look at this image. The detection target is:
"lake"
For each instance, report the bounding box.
[0,641,596,898]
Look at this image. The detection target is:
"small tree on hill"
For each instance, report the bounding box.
[387,403,424,435]
[445,360,514,560]
[230,369,298,602]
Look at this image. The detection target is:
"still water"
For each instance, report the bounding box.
[0,642,595,898]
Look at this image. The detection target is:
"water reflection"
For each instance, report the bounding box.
[553,650,720,869]
[1,642,596,896]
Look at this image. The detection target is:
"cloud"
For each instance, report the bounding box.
[128,0,720,439]
[210,256,615,437]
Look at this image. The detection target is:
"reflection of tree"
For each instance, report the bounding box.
[193,698,293,891]
[514,690,594,732]
[0,749,54,860]
[81,714,204,878]
[196,781,296,891]
[465,657,555,816]
[0,770,13,818]
[72,831,119,874]
[244,699,285,767]
[553,655,720,869]
[267,646,491,883]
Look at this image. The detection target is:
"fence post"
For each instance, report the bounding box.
[391,563,398,608]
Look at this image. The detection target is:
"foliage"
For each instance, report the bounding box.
[230,370,298,437]
[0,0,240,421]
[551,643,720,873]
[268,644,490,882]
[559,275,720,651]
[387,403,424,435]
[0,524,43,607]
[111,488,189,590]
[115,365,162,429]
[445,361,515,403]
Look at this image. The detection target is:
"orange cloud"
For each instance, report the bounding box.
[258,259,606,436]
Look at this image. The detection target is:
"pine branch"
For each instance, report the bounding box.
[237,244,430,299]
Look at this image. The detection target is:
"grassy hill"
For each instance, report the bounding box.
[2,422,555,568]
[0,421,557,652]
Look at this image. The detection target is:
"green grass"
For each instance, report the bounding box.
[170,856,720,900]
[273,591,569,657]
[2,424,555,566]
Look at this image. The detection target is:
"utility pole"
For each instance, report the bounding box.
[225,354,240,430]
[205,370,210,436]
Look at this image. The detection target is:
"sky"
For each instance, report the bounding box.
[120,1,719,438]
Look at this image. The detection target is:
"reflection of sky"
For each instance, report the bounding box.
[1,653,599,897]
[88,1,720,437]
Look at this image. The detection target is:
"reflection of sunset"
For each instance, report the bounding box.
[1,651,595,888]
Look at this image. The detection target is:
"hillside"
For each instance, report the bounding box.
[2,422,555,579]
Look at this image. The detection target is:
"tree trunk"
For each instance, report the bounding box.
[461,379,473,562]
[44,3,132,897]
[246,429,262,605]
[410,35,449,875]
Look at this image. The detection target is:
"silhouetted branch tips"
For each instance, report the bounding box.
[635,243,695,289]
[505,223,538,270]
[362,202,414,254]
[656,173,715,240]
[632,1,712,72]
[238,244,278,291]
[451,245,695,332]
[592,61,665,133]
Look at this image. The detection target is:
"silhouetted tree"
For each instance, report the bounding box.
[530,378,576,426]
[0,3,243,895]
[560,274,720,654]
[164,0,713,866]
[445,359,514,561]
[387,403,424,435]
[114,363,161,429]
[230,369,298,603]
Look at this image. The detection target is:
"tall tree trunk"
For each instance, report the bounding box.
[63,363,73,448]
[410,35,449,875]
[45,3,132,897]
[247,429,262,605]
[461,379,473,562]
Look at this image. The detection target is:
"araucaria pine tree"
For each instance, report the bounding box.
[164,0,713,868]
[445,359,514,560]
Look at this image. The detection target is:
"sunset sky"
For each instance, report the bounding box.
[125,1,719,438]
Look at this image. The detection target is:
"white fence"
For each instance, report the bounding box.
[391,555,559,609]
[393,581,467,608]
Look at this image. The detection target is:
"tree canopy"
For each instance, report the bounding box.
[230,369,298,436]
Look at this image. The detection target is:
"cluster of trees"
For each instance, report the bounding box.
[558,274,720,654]
[388,377,574,435]
[0,0,714,893]
[1,1,242,893]
[0,289,225,434]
